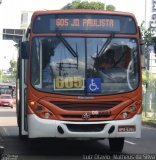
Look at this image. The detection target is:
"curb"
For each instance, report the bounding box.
[142,121,156,128]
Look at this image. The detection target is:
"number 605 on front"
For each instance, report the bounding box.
[54,76,84,90]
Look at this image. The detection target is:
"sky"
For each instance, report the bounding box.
[0,0,152,70]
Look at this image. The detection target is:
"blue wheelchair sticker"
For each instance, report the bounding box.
[87,78,101,93]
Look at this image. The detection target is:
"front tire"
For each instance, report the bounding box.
[109,138,124,152]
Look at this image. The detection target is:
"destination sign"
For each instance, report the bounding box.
[55,18,118,31]
[33,14,137,34]
[51,17,120,32]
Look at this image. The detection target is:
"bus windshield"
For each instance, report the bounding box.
[31,36,139,96]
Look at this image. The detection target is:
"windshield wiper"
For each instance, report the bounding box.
[56,33,79,70]
[57,33,78,58]
[97,33,114,58]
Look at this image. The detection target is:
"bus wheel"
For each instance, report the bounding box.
[109,138,124,152]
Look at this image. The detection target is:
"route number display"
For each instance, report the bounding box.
[54,76,84,90]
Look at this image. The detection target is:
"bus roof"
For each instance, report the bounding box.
[31,9,138,25]
[32,9,136,17]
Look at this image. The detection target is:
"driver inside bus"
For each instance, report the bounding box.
[93,49,118,83]
[94,49,115,70]
[95,48,131,85]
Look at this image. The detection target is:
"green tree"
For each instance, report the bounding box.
[0,70,3,82]
[0,70,10,83]
[140,22,155,84]
[9,59,17,82]
[106,5,115,11]
[62,0,115,10]
[140,21,155,49]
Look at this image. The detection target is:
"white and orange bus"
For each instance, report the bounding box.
[17,10,143,152]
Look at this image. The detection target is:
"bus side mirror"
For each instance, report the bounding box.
[140,40,146,69]
[20,41,29,59]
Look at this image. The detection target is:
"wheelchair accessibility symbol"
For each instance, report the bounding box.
[87,78,101,93]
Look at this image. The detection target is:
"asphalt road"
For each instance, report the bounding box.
[0,107,156,160]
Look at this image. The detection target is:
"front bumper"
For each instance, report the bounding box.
[28,114,141,138]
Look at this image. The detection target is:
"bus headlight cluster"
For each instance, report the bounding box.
[115,101,141,120]
[34,105,53,119]
[29,100,53,119]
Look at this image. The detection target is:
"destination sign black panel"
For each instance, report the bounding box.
[33,14,136,34]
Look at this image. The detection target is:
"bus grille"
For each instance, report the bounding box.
[52,101,121,111]
[66,124,106,132]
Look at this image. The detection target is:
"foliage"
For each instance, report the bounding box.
[0,70,3,82]
[106,5,115,11]
[140,21,155,47]
[142,113,156,122]
[142,69,148,85]
[140,21,156,58]
[0,70,10,83]
[0,59,17,83]
[9,59,17,82]
[62,0,115,10]
[140,22,156,86]
[142,69,156,89]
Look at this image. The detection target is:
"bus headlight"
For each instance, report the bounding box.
[115,101,141,120]
[122,112,128,119]
[35,105,53,119]
[29,101,54,119]
[44,112,51,119]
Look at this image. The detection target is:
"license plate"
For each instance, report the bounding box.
[118,125,136,132]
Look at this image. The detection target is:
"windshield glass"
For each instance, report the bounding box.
[31,37,140,96]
